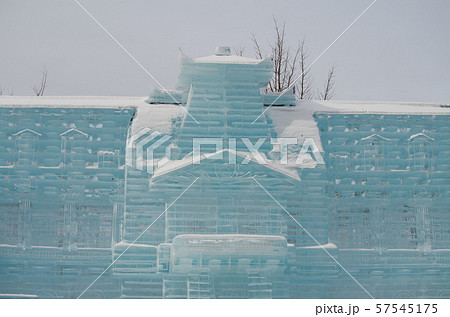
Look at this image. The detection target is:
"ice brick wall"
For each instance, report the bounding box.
[314,112,450,298]
[0,107,134,298]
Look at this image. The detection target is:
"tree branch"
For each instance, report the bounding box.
[321,64,336,100]
[33,66,48,96]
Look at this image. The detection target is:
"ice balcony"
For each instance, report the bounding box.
[169,234,288,274]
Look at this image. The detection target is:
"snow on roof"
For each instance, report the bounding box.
[268,100,450,152]
[0,95,147,108]
[269,101,324,151]
[194,54,265,64]
[179,46,269,65]
[3,96,446,113]
[130,102,185,135]
[312,100,450,114]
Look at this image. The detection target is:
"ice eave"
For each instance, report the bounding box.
[114,241,155,248]
[409,132,435,141]
[13,128,42,136]
[60,128,88,137]
[173,234,287,242]
[298,242,337,249]
[361,134,391,141]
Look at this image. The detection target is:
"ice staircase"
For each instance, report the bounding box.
[187,270,214,299]
[112,243,157,275]
[163,275,188,298]
[113,242,163,298]
[120,276,163,298]
[248,270,272,299]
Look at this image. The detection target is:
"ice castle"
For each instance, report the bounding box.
[0,47,449,298]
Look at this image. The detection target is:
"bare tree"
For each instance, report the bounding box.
[33,66,48,96]
[252,33,265,59]
[319,64,336,100]
[252,18,313,99]
[233,45,246,56]
[0,84,14,96]
[298,39,313,100]
[252,18,299,94]
[251,17,335,100]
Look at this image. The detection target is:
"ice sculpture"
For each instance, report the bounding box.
[0,47,449,299]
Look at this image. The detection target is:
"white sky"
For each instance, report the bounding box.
[1,0,449,102]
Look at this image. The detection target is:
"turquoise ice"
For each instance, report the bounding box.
[0,47,449,298]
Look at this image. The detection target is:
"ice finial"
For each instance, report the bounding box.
[215,46,231,56]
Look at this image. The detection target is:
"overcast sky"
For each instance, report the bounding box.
[1,0,449,102]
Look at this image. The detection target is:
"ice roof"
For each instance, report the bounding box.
[0,96,185,135]
[2,96,448,155]
[187,45,267,64]
[2,97,447,117]
[307,100,450,114]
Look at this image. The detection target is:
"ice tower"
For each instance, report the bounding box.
[119,47,326,298]
[172,46,274,155]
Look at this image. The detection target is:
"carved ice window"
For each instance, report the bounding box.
[14,129,41,166]
[408,133,434,171]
